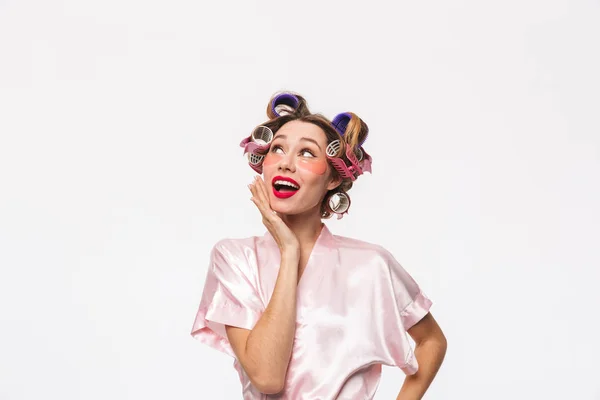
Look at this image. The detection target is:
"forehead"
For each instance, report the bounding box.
[274,120,327,143]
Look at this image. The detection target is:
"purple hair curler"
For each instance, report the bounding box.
[331,113,352,136]
[331,112,368,147]
[271,93,300,117]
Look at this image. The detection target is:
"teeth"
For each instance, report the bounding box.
[274,180,299,189]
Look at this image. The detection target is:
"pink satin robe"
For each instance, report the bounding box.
[190,223,432,399]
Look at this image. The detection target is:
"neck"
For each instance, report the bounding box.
[280,210,324,252]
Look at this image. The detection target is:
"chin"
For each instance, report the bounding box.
[271,204,296,216]
[272,203,319,218]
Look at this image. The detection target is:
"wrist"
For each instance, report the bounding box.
[281,247,300,260]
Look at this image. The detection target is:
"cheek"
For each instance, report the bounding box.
[262,153,280,167]
[298,159,327,175]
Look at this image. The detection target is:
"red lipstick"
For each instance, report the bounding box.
[272,175,300,199]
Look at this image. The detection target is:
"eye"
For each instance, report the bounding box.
[300,148,315,157]
[271,145,284,154]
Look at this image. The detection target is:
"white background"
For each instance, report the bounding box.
[1,0,599,399]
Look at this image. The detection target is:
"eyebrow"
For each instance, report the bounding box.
[272,134,322,151]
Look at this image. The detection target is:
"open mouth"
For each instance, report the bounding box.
[272,176,300,199]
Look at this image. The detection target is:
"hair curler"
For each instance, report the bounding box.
[271,93,300,117]
[326,140,354,180]
[240,125,275,174]
[344,142,362,173]
[241,125,273,155]
[331,112,351,136]
[358,147,372,174]
[355,147,364,162]
[325,139,366,181]
[246,153,265,174]
[328,192,351,219]
[331,112,368,147]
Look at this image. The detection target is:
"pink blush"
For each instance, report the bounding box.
[262,153,280,166]
[298,159,327,175]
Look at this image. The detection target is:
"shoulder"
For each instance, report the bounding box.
[331,232,396,262]
[212,236,256,254]
[207,235,260,270]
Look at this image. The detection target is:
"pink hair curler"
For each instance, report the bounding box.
[240,125,275,174]
[326,140,353,180]
[325,140,365,181]
[344,141,362,173]
[240,125,273,154]
[358,147,372,174]
[329,112,372,178]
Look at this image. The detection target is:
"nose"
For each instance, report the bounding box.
[277,151,296,173]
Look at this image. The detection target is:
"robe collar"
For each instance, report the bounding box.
[262,222,335,254]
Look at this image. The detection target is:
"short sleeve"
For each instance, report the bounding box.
[190,240,264,358]
[384,249,433,331]
[380,248,433,374]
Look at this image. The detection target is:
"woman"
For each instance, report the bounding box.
[191,92,447,399]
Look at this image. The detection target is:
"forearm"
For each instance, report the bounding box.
[396,337,447,400]
[245,251,299,389]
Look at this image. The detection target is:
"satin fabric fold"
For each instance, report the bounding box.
[191,224,432,399]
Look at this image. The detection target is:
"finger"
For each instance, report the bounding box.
[258,177,279,216]
[256,176,271,203]
[254,189,278,223]
[258,179,279,217]
[249,182,271,218]
[248,183,263,212]
[253,177,270,210]
[249,196,262,213]
[258,178,276,216]
[248,182,258,200]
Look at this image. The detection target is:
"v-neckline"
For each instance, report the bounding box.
[297,223,328,288]
[264,223,330,288]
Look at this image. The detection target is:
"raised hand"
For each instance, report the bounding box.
[248,176,300,256]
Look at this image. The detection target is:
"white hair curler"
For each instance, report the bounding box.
[247,152,265,165]
[251,125,273,146]
[242,125,274,155]
[239,125,275,174]
[328,192,351,219]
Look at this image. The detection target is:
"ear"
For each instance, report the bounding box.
[326,173,343,191]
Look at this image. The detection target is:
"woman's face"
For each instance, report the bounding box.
[262,120,341,216]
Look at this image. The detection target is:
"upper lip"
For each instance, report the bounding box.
[272,175,300,188]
